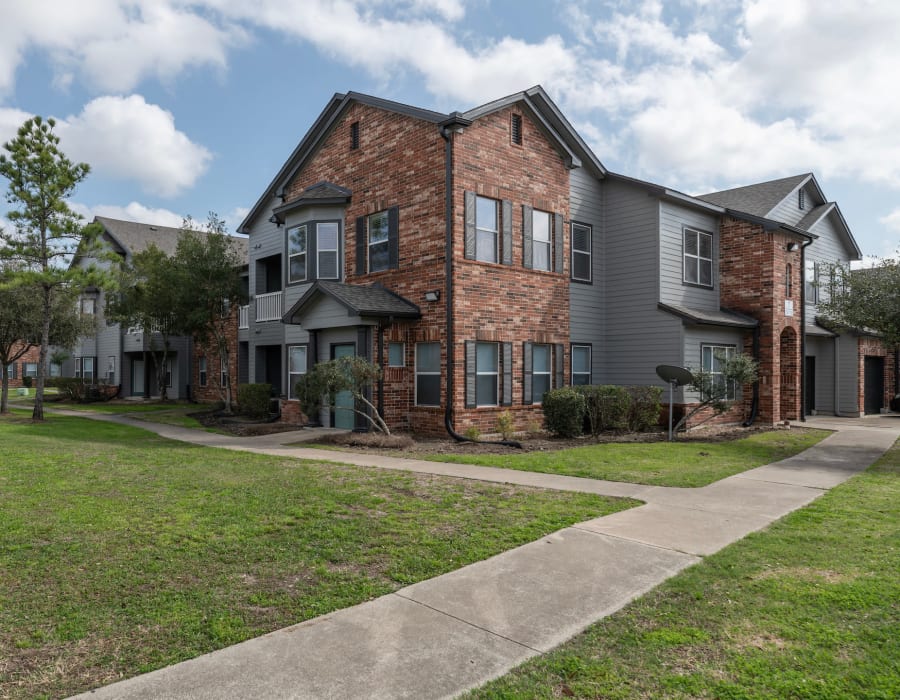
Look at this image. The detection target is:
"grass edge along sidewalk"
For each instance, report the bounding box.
[0,413,634,700]
[466,435,900,699]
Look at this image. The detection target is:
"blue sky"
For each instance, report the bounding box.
[2,0,899,261]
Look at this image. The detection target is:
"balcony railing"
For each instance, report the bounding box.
[238,305,249,329]
[255,291,283,322]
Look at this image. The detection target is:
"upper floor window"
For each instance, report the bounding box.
[357,207,399,274]
[317,222,340,279]
[531,210,551,271]
[287,224,307,283]
[571,222,592,282]
[476,196,499,263]
[80,298,95,316]
[805,260,818,303]
[683,228,713,287]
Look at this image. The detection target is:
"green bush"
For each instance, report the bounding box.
[22,376,32,388]
[463,425,481,441]
[626,385,663,432]
[53,377,84,402]
[237,383,272,419]
[542,387,586,438]
[577,385,630,436]
[495,410,515,440]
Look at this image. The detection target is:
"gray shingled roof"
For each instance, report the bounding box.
[658,303,758,329]
[283,281,421,325]
[95,216,249,260]
[698,174,811,218]
[796,203,833,231]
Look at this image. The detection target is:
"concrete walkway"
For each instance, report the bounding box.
[69,414,900,700]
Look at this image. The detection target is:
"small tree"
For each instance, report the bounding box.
[0,116,106,420]
[170,214,246,413]
[294,356,390,434]
[673,352,758,434]
[818,258,900,347]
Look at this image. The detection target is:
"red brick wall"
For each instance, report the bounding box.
[191,308,240,405]
[3,343,41,388]
[857,336,896,412]
[450,106,571,433]
[719,217,803,423]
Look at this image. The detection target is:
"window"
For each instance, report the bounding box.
[107,356,116,385]
[475,196,498,263]
[24,362,38,378]
[571,345,591,385]
[571,222,592,282]
[683,228,713,287]
[701,345,736,400]
[220,357,228,388]
[798,188,805,210]
[532,210,551,271]
[805,260,818,303]
[387,342,405,368]
[287,224,308,283]
[511,113,523,145]
[165,359,173,388]
[531,344,551,404]
[317,222,340,279]
[198,357,208,387]
[76,357,95,382]
[368,211,390,273]
[80,298,95,315]
[350,121,360,150]
[476,342,499,406]
[49,362,61,377]
[785,263,793,298]
[415,342,441,406]
[288,345,307,400]
[5,363,15,379]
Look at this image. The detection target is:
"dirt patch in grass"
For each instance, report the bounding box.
[190,410,308,437]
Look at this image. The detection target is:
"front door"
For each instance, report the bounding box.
[131,358,145,397]
[864,356,885,415]
[332,343,355,429]
[805,356,816,415]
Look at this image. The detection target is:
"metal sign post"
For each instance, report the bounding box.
[655,365,694,442]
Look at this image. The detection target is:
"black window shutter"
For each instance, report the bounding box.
[523,342,533,404]
[502,342,512,406]
[522,205,533,269]
[388,206,400,269]
[501,200,512,265]
[554,344,564,388]
[554,213,564,273]
[464,191,476,260]
[355,216,366,275]
[465,341,476,408]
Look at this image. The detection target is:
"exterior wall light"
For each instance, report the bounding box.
[787,242,800,252]
[424,290,440,302]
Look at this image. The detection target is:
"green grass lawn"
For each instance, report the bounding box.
[0,414,633,700]
[421,429,830,487]
[467,437,900,700]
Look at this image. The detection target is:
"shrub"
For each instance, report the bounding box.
[22,376,32,388]
[54,377,84,402]
[542,387,586,438]
[237,383,272,419]
[577,385,630,436]
[626,385,663,432]
[495,410,515,440]
[463,425,481,441]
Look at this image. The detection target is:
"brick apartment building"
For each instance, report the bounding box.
[224,86,895,433]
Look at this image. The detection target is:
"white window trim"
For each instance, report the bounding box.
[701,344,737,401]
[198,357,208,387]
[683,227,714,288]
[475,195,499,264]
[415,342,441,407]
[287,224,308,284]
[367,210,390,273]
[571,222,592,282]
[531,343,552,404]
[532,209,551,272]
[288,345,307,400]
[571,344,592,385]
[317,222,340,280]
[476,341,499,407]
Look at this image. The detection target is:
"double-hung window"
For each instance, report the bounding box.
[531,344,551,403]
[571,222,591,282]
[415,342,441,406]
[367,211,390,273]
[76,357,95,382]
[475,196,499,263]
[198,357,208,387]
[571,345,591,385]
[288,345,307,400]
[701,345,736,400]
[683,228,713,287]
[107,356,116,384]
[287,224,308,283]
[476,342,499,406]
[220,357,228,388]
[24,362,38,378]
[532,210,551,271]
[317,222,340,279]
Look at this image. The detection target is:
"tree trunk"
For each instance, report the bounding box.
[0,364,9,414]
[32,286,50,421]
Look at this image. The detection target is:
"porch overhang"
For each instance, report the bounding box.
[658,302,759,329]
[282,280,421,330]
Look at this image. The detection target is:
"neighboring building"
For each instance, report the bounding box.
[67,217,249,400]
[233,87,892,433]
[3,342,44,388]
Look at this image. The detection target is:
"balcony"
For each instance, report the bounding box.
[255,291,283,322]
[238,305,249,329]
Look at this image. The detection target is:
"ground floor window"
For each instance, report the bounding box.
[107,356,116,384]
[476,342,499,406]
[531,344,551,403]
[23,362,38,378]
[288,345,307,400]
[221,357,228,388]
[701,344,736,400]
[198,357,208,387]
[571,344,591,385]
[75,357,95,382]
[415,342,441,406]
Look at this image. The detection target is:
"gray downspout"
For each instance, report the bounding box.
[799,238,814,422]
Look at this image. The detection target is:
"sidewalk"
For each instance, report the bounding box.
[70,415,899,699]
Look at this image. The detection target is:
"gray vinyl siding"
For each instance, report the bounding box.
[247,197,286,385]
[804,212,854,318]
[836,334,861,415]
[603,179,680,386]
[316,328,359,426]
[805,335,836,414]
[681,326,745,403]
[568,168,604,383]
[766,184,809,226]
[659,202,720,311]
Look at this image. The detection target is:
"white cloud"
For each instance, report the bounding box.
[0,107,33,145]
[55,95,212,197]
[70,201,186,228]
[880,209,900,234]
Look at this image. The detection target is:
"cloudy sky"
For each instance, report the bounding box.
[1,0,899,259]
